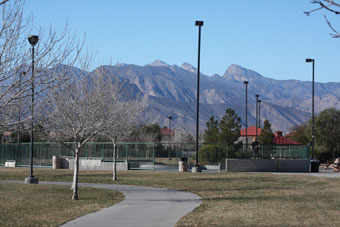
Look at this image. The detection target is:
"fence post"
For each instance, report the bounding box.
[153,143,155,171]
[227,143,229,159]
[39,144,42,167]
[102,143,104,160]
[125,144,128,161]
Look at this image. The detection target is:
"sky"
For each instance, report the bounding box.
[24,0,340,82]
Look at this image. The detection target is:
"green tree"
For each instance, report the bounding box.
[219,108,241,144]
[258,120,274,144]
[314,108,340,161]
[288,123,309,145]
[204,116,220,143]
[132,123,162,142]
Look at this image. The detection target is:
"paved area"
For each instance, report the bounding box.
[2,180,201,227]
[272,169,340,178]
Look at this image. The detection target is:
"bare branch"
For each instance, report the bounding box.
[324,15,340,37]
[0,0,84,129]
[0,0,10,6]
[305,1,340,38]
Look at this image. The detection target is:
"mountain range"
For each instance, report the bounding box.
[88,60,340,134]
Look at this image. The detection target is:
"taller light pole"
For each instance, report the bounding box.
[168,115,172,159]
[306,58,315,159]
[244,81,249,157]
[168,115,172,143]
[194,20,203,172]
[255,94,259,141]
[258,100,262,128]
[25,35,39,184]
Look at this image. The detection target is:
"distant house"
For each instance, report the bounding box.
[160,128,175,142]
[273,131,301,145]
[239,126,262,144]
[1,131,12,143]
[239,128,301,145]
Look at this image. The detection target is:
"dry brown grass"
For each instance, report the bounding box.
[1,167,340,226]
[0,179,123,226]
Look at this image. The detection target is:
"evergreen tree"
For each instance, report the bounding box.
[288,123,309,145]
[314,108,340,161]
[258,120,274,144]
[204,116,220,143]
[219,108,241,144]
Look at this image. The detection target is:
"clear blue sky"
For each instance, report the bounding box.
[25,0,340,82]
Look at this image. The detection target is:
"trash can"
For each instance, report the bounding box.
[179,157,188,172]
[52,156,61,169]
[311,159,320,172]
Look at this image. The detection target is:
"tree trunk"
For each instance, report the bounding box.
[113,141,117,181]
[72,147,79,200]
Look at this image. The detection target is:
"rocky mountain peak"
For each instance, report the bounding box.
[181,62,197,73]
[148,60,170,67]
[223,64,263,82]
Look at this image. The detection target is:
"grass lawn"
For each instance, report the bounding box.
[1,168,340,226]
[0,180,124,226]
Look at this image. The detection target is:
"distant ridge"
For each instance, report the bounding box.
[80,61,340,133]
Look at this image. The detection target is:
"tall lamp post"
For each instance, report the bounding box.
[168,115,172,159]
[255,94,259,141]
[25,35,39,184]
[168,115,172,142]
[244,81,249,157]
[258,100,262,128]
[306,58,315,159]
[194,20,203,172]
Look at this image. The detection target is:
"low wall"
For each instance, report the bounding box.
[226,159,310,172]
[5,160,16,167]
[67,158,129,171]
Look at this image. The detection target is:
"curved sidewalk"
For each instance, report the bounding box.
[272,169,340,178]
[2,181,201,227]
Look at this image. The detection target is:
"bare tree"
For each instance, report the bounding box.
[104,93,144,181]
[93,66,145,181]
[39,65,145,199]
[0,0,83,129]
[305,0,340,38]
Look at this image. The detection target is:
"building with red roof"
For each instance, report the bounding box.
[273,131,302,145]
[240,126,262,137]
[239,127,301,145]
[239,126,261,144]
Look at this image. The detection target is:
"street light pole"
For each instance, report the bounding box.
[306,58,315,159]
[194,20,203,172]
[168,115,172,159]
[25,35,39,184]
[258,100,262,128]
[244,81,248,157]
[255,94,259,142]
[168,115,172,143]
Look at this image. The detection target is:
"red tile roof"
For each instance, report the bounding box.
[240,126,261,137]
[273,136,302,145]
[160,128,175,136]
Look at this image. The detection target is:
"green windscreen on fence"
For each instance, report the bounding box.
[0,142,310,167]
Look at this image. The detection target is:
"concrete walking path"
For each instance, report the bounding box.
[1,180,201,227]
[272,169,340,178]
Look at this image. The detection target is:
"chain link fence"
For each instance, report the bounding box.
[0,142,310,170]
